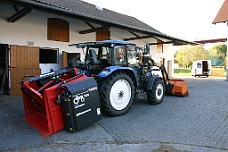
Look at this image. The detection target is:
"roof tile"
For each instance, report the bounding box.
[32,0,161,33]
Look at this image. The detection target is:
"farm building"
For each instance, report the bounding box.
[0,0,194,95]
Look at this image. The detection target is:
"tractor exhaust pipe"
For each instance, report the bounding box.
[144,44,150,55]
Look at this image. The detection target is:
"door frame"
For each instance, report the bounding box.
[0,44,10,95]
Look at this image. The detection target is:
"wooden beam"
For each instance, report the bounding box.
[148,41,173,45]
[13,5,20,12]
[194,38,227,44]
[8,7,32,22]
[124,35,152,41]
[78,22,97,34]
[79,28,97,34]
[153,36,164,42]
[79,26,109,34]
[128,31,140,37]
[173,42,186,46]
[85,22,96,29]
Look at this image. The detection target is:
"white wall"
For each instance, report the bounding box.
[0,4,96,73]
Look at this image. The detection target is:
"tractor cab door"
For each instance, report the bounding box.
[127,45,139,67]
[85,47,100,65]
[99,47,112,67]
[113,45,127,66]
[86,46,111,67]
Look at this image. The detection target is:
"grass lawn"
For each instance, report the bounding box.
[174,68,227,77]
[174,68,192,76]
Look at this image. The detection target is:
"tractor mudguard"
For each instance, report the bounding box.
[98,66,135,78]
[147,75,160,90]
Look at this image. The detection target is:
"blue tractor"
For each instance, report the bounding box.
[70,40,165,116]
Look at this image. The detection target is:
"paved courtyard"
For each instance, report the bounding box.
[0,76,228,152]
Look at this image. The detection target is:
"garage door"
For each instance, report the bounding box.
[10,45,41,96]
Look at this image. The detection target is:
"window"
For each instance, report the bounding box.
[127,45,138,66]
[85,47,99,62]
[114,45,127,65]
[100,47,112,65]
[39,48,59,63]
[100,47,110,59]
[86,46,112,66]
[47,18,69,42]
[197,63,201,68]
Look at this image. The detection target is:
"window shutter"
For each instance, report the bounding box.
[156,40,163,53]
[48,18,69,42]
[96,28,110,41]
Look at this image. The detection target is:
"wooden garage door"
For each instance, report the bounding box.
[10,45,41,96]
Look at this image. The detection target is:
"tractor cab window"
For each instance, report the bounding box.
[86,47,100,64]
[127,45,138,67]
[101,47,111,60]
[114,45,127,66]
[100,47,112,66]
[86,46,111,66]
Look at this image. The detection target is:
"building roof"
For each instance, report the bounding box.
[213,0,228,24]
[4,0,196,45]
[194,38,227,44]
[27,0,161,33]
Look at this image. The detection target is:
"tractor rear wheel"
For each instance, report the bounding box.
[99,72,135,116]
[147,78,164,105]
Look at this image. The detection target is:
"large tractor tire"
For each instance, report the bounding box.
[147,78,164,105]
[99,72,135,116]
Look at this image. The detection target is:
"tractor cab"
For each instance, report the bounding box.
[71,40,139,76]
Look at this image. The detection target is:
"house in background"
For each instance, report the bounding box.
[209,57,225,76]
[0,0,194,95]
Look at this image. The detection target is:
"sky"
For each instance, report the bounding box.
[81,0,227,42]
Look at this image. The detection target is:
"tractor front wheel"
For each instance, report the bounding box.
[99,72,135,116]
[147,78,164,105]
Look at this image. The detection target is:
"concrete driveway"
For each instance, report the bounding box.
[0,77,228,152]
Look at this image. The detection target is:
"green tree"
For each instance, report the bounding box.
[209,43,227,67]
[175,45,209,68]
